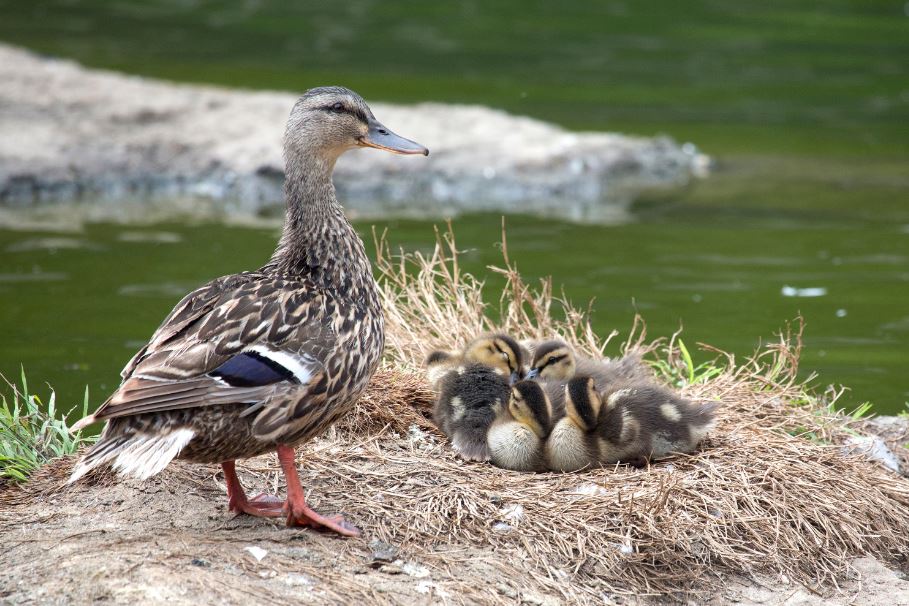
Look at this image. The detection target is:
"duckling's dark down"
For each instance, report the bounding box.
[527,339,652,387]
[564,377,717,468]
[424,334,526,461]
[432,364,511,461]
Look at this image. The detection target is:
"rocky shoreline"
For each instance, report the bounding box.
[0,44,708,223]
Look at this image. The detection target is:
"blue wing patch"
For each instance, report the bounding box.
[210,351,300,387]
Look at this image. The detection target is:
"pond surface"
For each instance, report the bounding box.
[2,197,907,416]
[1,1,907,416]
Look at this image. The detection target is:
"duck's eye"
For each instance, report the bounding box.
[331,102,345,113]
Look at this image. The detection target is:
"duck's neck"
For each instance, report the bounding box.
[263,151,369,289]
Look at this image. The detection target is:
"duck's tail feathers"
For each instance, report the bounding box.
[68,428,195,484]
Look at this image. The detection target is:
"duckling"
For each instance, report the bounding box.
[555,377,717,469]
[487,381,553,472]
[425,334,527,461]
[545,377,599,472]
[424,349,458,390]
[431,363,510,461]
[425,333,525,389]
[526,339,651,387]
[461,333,525,384]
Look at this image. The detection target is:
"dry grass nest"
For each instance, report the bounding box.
[5,224,909,602]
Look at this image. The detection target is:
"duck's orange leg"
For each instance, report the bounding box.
[276,444,360,537]
[221,460,284,517]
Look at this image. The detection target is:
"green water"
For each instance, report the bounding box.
[1,0,907,157]
[1,203,908,415]
[1,1,908,414]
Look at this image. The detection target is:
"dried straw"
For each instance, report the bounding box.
[365,223,909,598]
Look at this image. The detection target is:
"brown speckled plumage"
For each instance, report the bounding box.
[71,87,425,481]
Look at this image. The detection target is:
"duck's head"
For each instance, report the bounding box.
[564,376,601,432]
[507,381,552,439]
[463,334,525,383]
[526,340,576,381]
[285,86,428,164]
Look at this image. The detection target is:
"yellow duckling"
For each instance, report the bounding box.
[526,339,651,387]
[425,333,525,389]
[487,380,553,472]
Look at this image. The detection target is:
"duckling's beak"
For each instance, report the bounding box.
[525,368,540,380]
[358,118,428,156]
[510,370,523,384]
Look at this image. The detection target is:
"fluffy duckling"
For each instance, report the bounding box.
[431,363,510,461]
[425,333,525,389]
[487,381,553,472]
[526,339,651,387]
[551,377,717,470]
[545,377,600,472]
[425,334,526,461]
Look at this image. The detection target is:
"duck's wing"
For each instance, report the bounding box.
[74,272,336,430]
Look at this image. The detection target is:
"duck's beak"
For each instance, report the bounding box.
[510,370,523,384]
[358,118,428,156]
[525,368,540,380]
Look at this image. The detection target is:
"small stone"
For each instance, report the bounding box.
[497,584,518,598]
[282,573,313,587]
[522,592,560,606]
[190,558,210,567]
[415,580,434,595]
[843,435,900,473]
[368,539,400,565]
[245,546,268,562]
[402,562,430,578]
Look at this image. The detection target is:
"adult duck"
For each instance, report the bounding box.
[69,87,428,537]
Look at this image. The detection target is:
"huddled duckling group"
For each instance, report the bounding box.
[426,335,717,472]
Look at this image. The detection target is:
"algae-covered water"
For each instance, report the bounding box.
[1,1,908,415]
[2,200,907,415]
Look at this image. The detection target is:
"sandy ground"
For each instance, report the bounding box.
[2,449,908,606]
[0,44,706,222]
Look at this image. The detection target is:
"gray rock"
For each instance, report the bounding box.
[842,435,900,473]
[0,44,709,224]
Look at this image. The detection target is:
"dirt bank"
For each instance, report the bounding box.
[2,441,908,605]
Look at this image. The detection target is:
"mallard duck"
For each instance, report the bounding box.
[426,334,525,460]
[555,377,717,469]
[526,339,651,387]
[487,380,553,472]
[68,87,428,537]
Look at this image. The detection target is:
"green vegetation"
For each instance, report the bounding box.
[649,338,725,388]
[0,370,95,482]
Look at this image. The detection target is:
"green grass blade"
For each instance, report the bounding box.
[678,339,695,385]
